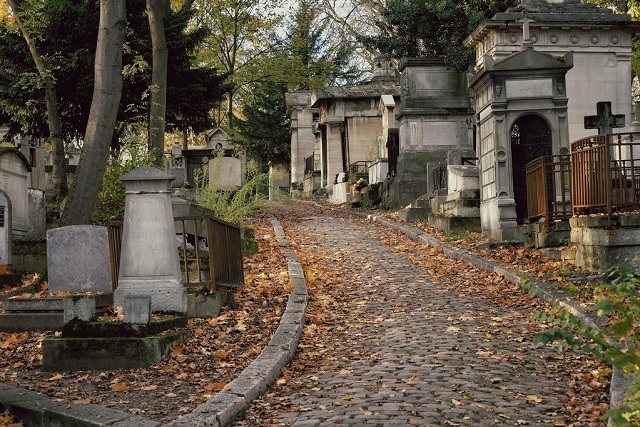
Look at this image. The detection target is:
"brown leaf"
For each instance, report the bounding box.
[111,383,128,392]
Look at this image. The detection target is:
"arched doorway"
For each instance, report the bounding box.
[510,115,552,223]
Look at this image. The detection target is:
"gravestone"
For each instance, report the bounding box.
[46,225,112,293]
[389,58,474,208]
[114,167,186,313]
[0,190,12,267]
[584,102,625,136]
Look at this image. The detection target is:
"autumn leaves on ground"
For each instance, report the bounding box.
[0,202,608,426]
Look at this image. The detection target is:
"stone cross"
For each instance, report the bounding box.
[584,101,625,135]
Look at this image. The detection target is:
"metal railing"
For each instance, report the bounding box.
[433,163,447,191]
[108,215,244,292]
[348,161,370,185]
[526,155,571,226]
[571,133,640,222]
[304,154,320,175]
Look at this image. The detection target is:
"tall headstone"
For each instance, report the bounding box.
[114,167,186,313]
[46,225,112,293]
[0,190,12,267]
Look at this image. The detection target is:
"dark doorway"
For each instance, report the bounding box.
[510,115,552,223]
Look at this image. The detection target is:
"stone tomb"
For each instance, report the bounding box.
[468,47,573,241]
[387,58,475,208]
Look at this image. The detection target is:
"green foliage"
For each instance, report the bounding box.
[282,0,365,89]
[0,0,227,143]
[91,147,155,225]
[236,80,291,167]
[360,0,518,71]
[194,172,270,226]
[532,266,640,424]
[193,151,270,225]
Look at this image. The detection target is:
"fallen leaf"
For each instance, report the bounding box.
[111,383,128,392]
[205,382,225,392]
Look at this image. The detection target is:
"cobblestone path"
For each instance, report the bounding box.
[239,207,605,427]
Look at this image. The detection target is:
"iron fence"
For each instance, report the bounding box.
[526,155,571,226]
[571,132,640,222]
[108,215,244,292]
[304,154,320,175]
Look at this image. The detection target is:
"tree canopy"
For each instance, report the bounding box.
[360,0,518,71]
[0,0,227,147]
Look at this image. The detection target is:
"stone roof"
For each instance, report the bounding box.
[466,0,638,46]
[469,48,573,87]
[310,82,401,108]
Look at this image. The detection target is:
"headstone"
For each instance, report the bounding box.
[170,143,185,189]
[124,296,152,324]
[63,296,97,323]
[46,225,112,293]
[584,101,626,135]
[114,167,186,313]
[0,190,12,267]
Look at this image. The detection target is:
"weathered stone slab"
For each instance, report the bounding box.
[46,225,112,293]
[63,296,97,324]
[124,295,151,324]
[0,312,63,332]
[41,330,190,371]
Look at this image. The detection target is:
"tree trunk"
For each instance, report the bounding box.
[61,0,126,226]
[7,0,68,200]
[147,0,169,167]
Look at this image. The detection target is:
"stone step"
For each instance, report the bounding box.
[441,198,480,217]
[428,213,481,236]
[398,207,429,223]
[0,312,64,332]
[3,294,113,312]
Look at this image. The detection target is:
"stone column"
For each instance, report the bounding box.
[114,167,186,313]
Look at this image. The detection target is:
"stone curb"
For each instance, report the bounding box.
[313,202,628,417]
[0,216,307,427]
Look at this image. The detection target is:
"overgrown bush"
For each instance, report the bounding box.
[532,267,640,425]
[194,172,270,226]
[91,147,156,225]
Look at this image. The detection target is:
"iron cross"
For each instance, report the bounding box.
[584,101,626,135]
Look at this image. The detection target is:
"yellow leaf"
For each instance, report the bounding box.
[47,374,63,381]
[525,395,543,403]
[111,383,129,392]
[343,395,354,401]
